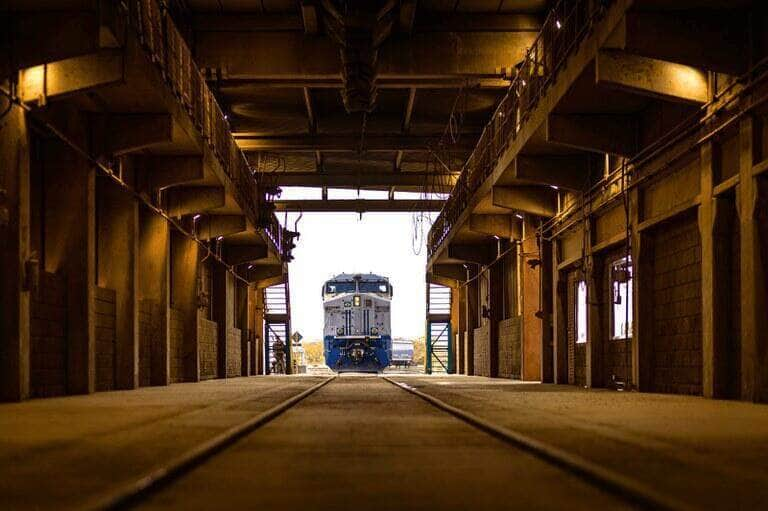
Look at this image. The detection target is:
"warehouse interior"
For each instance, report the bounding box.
[2,0,768,509]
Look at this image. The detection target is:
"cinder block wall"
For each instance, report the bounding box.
[498,317,521,379]
[30,273,67,398]
[199,318,218,380]
[95,287,117,391]
[474,324,491,377]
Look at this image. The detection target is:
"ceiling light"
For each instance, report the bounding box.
[556,20,562,29]
[193,214,201,221]
[216,235,224,241]
[515,213,524,220]
[550,185,559,190]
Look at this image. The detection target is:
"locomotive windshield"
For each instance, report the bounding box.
[358,281,389,294]
[325,282,356,294]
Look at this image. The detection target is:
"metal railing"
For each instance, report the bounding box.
[427,0,612,256]
[124,0,286,258]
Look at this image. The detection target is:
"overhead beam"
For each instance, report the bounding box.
[302,87,317,134]
[546,114,639,157]
[300,1,319,35]
[606,10,749,75]
[432,263,468,282]
[235,134,474,152]
[596,49,709,104]
[224,244,268,266]
[264,171,457,189]
[272,199,444,213]
[469,214,521,239]
[165,186,225,217]
[141,156,205,191]
[403,88,417,133]
[195,31,534,80]
[399,0,418,33]
[414,13,541,32]
[18,50,124,105]
[247,264,286,288]
[97,114,173,155]
[512,155,592,191]
[197,215,248,240]
[492,186,557,218]
[217,76,510,89]
[448,243,495,265]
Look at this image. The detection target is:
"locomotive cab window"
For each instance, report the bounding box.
[611,256,633,340]
[576,280,587,344]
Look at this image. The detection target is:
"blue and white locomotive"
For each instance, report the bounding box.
[323,273,392,372]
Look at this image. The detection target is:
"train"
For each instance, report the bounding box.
[390,338,415,368]
[323,273,392,372]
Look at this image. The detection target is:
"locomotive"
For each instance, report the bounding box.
[323,273,392,372]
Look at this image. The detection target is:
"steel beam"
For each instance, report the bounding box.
[265,171,456,190]
[272,199,443,212]
[512,155,593,191]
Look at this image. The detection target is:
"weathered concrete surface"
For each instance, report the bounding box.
[0,376,326,510]
[392,375,768,509]
[133,375,631,511]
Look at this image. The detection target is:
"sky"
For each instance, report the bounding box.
[279,204,436,341]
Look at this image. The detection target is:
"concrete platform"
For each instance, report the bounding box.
[0,376,327,511]
[2,374,768,510]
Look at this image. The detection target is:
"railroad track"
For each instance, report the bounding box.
[86,374,694,511]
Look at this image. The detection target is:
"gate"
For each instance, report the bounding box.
[426,283,454,374]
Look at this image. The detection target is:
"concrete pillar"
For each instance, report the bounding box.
[552,243,568,384]
[213,263,237,378]
[488,260,504,378]
[739,117,768,402]
[0,104,31,401]
[44,139,96,395]
[540,237,554,383]
[170,230,200,382]
[236,279,249,376]
[455,283,467,374]
[252,284,265,375]
[631,188,652,391]
[465,267,479,375]
[97,177,139,389]
[138,206,170,386]
[521,220,542,381]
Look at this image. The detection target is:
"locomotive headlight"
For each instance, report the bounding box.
[336,327,344,336]
[371,327,378,335]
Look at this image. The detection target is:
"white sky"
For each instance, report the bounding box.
[279,207,436,341]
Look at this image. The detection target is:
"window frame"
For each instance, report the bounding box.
[575,280,588,344]
[610,256,634,341]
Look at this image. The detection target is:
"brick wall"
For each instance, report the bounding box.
[139,299,164,387]
[498,317,521,379]
[95,287,116,391]
[169,308,185,383]
[30,272,67,398]
[566,270,587,387]
[473,324,491,377]
[199,317,218,380]
[650,214,702,395]
[226,327,242,377]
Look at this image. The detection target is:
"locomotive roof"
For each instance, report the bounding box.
[326,273,389,283]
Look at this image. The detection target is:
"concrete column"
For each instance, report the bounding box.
[455,283,467,375]
[0,104,31,401]
[540,237,554,383]
[631,188,652,391]
[552,242,568,384]
[465,267,479,375]
[44,139,96,395]
[488,260,504,378]
[97,177,139,389]
[171,230,200,382]
[521,221,542,381]
[236,279,249,376]
[138,206,170,386]
[739,117,768,402]
[253,284,265,375]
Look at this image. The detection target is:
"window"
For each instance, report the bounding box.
[576,280,587,344]
[611,257,633,339]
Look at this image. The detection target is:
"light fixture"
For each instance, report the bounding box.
[521,79,527,87]
[550,185,559,190]
[492,235,500,240]
[224,114,229,120]
[556,20,562,29]
[247,264,254,270]
[515,213,524,220]
[216,235,224,241]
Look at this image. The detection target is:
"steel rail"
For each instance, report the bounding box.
[83,376,336,511]
[382,376,697,511]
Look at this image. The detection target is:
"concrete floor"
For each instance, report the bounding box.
[1,375,768,510]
